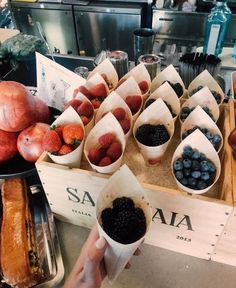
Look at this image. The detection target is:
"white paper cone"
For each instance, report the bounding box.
[179,86,220,124]
[181,105,223,152]
[88,59,118,91]
[188,70,224,105]
[150,64,185,98]
[84,112,126,174]
[171,129,221,194]
[133,98,174,165]
[48,106,85,168]
[145,81,181,122]
[96,164,152,283]
[95,91,133,139]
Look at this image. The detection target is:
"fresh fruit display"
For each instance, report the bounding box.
[180,106,214,122]
[135,123,170,146]
[64,99,94,126]
[182,126,222,151]
[17,122,49,162]
[101,196,146,244]
[189,85,222,104]
[145,98,176,118]
[125,95,142,115]
[162,80,183,97]
[173,145,217,190]
[87,132,122,166]
[43,123,84,156]
[0,129,18,162]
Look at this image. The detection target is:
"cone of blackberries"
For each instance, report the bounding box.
[101,197,147,244]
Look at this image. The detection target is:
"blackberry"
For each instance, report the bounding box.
[163,100,176,118]
[211,90,222,104]
[144,98,156,109]
[112,197,135,213]
[101,208,114,231]
[135,124,170,146]
[189,85,204,96]
[162,80,183,97]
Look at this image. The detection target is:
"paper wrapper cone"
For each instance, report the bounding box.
[95,91,133,140]
[188,70,224,105]
[96,164,152,283]
[73,92,95,136]
[133,98,174,165]
[48,106,85,168]
[119,63,151,101]
[179,86,220,125]
[84,112,126,174]
[181,105,223,152]
[88,59,118,91]
[171,129,221,194]
[150,64,186,98]
[145,81,181,122]
[115,76,143,122]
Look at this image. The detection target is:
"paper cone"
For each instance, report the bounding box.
[96,164,152,283]
[115,76,143,122]
[84,112,126,174]
[95,91,133,139]
[88,59,118,91]
[73,92,95,136]
[181,105,223,152]
[47,106,85,168]
[150,64,186,98]
[133,98,174,165]
[118,63,151,101]
[171,129,221,195]
[144,81,181,122]
[179,86,220,124]
[188,70,224,105]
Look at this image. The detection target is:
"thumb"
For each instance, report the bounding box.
[88,236,107,263]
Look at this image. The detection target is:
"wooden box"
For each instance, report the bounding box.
[36,102,234,262]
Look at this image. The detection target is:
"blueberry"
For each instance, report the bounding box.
[183,159,192,168]
[200,160,210,172]
[188,177,197,187]
[181,112,189,120]
[175,171,184,180]
[206,132,214,140]
[180,178,188,186]
[208,161,216,173]
[192,160,200,171]
[183,146,193,158]
[192,150,201,160]
[183,168,191,177]
[201,128,208,134]
[191,171,201,179]
[213,134,221,144]
[182,106,191,113]
[182,131,189,139]
[199,153,207,161]
[197,180,208,190]
[173,159,183,171]
[201,172,210,181]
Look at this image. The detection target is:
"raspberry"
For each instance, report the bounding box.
[90,83,108,98]
[98,133,115,149]
[106,141,122,161]
[112,107,126,121]
[80,116,90,126]
[88,147,102,165]
[138,80,149,94]
[77,101,93,118]
[64,99,82,111]
[119,118,131,134]
[125,95,142,115]
[91,98,101,109]
[98,156,112,167]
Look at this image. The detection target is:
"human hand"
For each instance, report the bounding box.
[63,224,107,288]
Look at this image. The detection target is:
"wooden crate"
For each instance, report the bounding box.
[36,102,234,261]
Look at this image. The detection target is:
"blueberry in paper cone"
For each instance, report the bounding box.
[101,197,146,244]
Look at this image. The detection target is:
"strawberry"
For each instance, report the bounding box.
[58,144,73,155]
[112,107,126,121]
[98,156,112,167]
[116,78,127,88]
[64,99,82,111]
[74,85,92,100]
[81,116,90,126]
[125,95,142,115]
[106,141,122,161]
[88,147,102,165]
[138,80,149,94]
[98,133,115,149]
[77,101,93,118]
[119,118,131,134]
[62,124,84,145]
[90,83,107,98]
[43,130,62,153]
[91,98,101,109]
[54,125,65,139]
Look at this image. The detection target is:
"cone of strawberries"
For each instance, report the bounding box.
[43,106,85,168]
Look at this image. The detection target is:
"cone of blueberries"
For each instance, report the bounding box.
[96,165,152,283]
[181,105,223,153]
[172,129,221,194]
[133,98,174,165]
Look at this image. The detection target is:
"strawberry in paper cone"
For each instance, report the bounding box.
[87,58,118,91]
[96,164,152,283]
[84,112,126,174]
[95,91,133,139]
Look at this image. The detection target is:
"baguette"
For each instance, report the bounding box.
[1,178,41,288]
